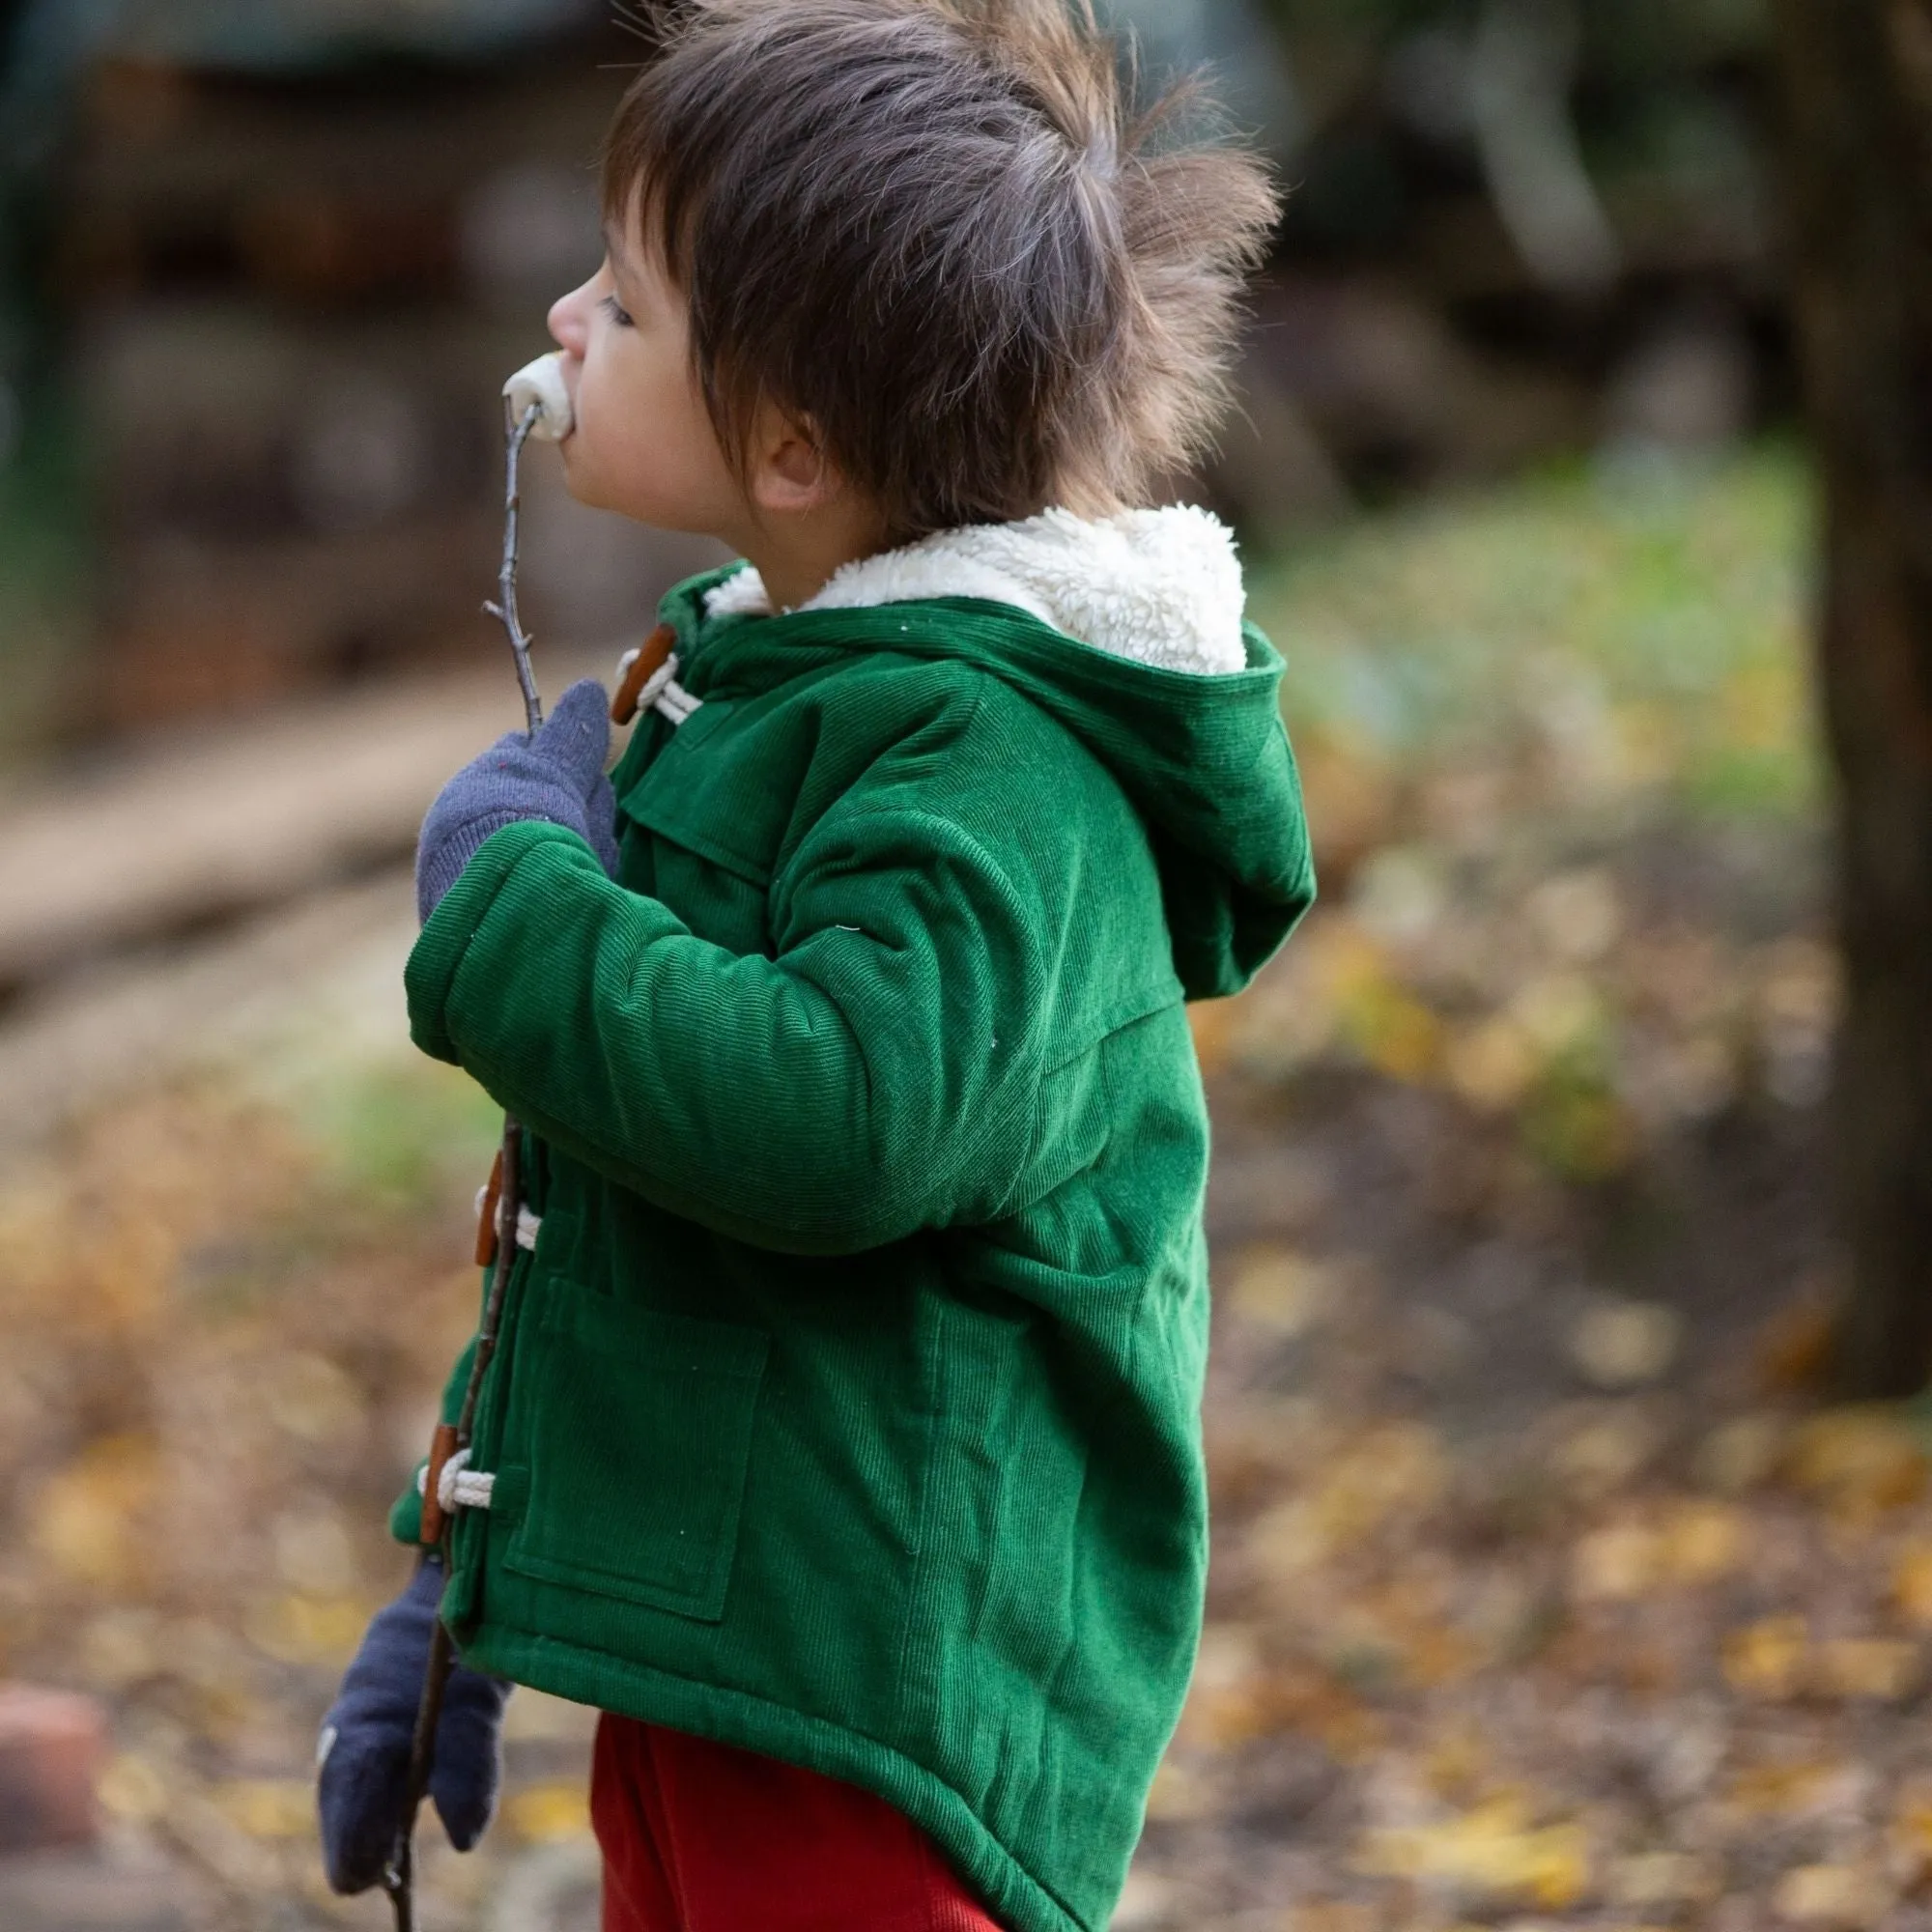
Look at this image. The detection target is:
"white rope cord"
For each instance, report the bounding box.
[415,1448,497,1514]
[613,646,703,726]
[420,1196,543,1523]
[655,680,702,724]
[472,1189,542,1252]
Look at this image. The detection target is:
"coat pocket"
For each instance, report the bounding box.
[504,1292,769,1623]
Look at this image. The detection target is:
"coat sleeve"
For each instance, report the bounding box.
[404,723,1054,1255]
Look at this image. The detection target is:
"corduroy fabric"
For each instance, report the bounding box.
[396,566,1314,1932]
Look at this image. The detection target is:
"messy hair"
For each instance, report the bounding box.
[602,0,1279,541]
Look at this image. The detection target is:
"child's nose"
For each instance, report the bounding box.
[548,280,592,357]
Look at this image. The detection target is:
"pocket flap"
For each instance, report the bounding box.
[507,1295,769,1623]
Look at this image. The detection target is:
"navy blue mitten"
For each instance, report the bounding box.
[315,1557,511,1894]
[415,678,621,922]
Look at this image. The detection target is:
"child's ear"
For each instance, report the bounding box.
[749,405,842,517]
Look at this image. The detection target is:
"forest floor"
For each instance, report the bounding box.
[9,447,1925,1932]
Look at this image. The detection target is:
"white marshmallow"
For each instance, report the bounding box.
[501,353,573,440]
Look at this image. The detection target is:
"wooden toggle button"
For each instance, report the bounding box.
[611,623,678,725]
[474,1149,504,1268]
[419,1422,460,1548]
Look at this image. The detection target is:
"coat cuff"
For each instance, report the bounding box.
[406,819,587,1065]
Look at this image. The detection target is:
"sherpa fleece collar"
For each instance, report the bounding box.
[700,504,1248,676]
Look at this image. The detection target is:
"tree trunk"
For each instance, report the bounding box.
[1773,0,1932,1395]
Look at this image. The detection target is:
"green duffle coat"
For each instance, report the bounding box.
[395,563,1313,1932]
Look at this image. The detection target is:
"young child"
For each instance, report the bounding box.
[316,3,1314,1927]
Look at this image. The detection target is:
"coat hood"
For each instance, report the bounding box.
[669,507,1315,999]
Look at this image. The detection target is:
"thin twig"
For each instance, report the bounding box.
[384,396,549,1928]
[484,403,545,737]
[383,1116,523,1930]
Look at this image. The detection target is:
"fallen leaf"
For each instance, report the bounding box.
[1568,1299,1683,1391]
[242,1592,368,1667]
[1786,1409,1926,1518]
[1721,1616,1809,1701]
[1887,1781,1932,1888]
[1608,1849,1716,1909]
[1720,1758,1858,1821]
[1890,1543,1932,1627]
[1355,1794,1591,1911]
[504,1779,593,1843]
[1771,1861,1889,1925]
[97,1751,171,1824]
[1812,1637,1918,1703]
[1660,1499,1747,1583]
[1446,1018,1538,1114]
[213,1778,314,1839]
[1694,1413,1785,1493]
[29,1434,161,1590]
[1226,1247,1337,1339]
[1757,1301,1836,1395]
[1144,1757,1217,1824]
[1551,1407,1661,1498]
[1572,1522,1660,1602]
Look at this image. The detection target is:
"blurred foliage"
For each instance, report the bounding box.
[1257,443,1815,829]
[0,411,92,765]
[1201,444,1827,1216]
[1262,0,1767,78]
[1,441,1916,1932]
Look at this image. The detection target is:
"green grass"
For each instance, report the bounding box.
[1249,444,1819,820]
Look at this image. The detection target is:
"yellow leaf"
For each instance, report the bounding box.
[1771,1862,1889,1926]
[1887,1782,1932,1886]
[1511,975,1604,1055]
[1249,1423,1448,1577]
[1568,1300,1682,1391]
[1572,1522,1661,1602]
[1608,1850,1715,1909]
[1344,980,1443,1083]
[1282,1907,1375,1932]
[504,1779,592,1843]
[1661,1500,1746,1583]
[29,1435,160,1591]
[1144,1758,1215,1824]
[1422,1723,1492,1802]
[1567,1500,1739,1602]
[1226,1247,1336,1339]
[213,1779,314,1839]
[1445,1017,1537,1114]
[1721,1616,1808,1700]
[1354,1794,1590,1911]
[1720,1759,1852,1820]
[1786,1409,1927,1518]
[242,1593,368,1667]
[1813,1637,1918,1703]
[1695,1413,1785,1493]
[97,1752,170,1824]
[1551,1408,1661,1498]
[1890,1543,1932,1626]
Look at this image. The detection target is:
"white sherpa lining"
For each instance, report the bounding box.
[700,505,1248,676]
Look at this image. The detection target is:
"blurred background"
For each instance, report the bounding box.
[3,2,1930,1928]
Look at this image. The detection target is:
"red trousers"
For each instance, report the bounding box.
[591,1714,1006,1932]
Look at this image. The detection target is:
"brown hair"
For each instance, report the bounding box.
[602,0,1279,543]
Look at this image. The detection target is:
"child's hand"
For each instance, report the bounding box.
[415,678,622,923]
[314,1556,511,1891]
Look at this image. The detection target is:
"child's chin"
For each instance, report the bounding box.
[556,460,605,511]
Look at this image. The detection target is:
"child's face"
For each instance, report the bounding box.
[546,208,746,539]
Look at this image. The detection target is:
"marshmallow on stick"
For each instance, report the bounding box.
[502,353,573,440]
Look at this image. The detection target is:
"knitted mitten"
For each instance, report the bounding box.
[415,677,621,922]
[315,1557,511,1893]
